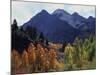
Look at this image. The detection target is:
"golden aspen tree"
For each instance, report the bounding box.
[11,49,22,74]
[27,43,36,65]
[22,50,29,67]
[48,48,57,70]
[11,49,21,69]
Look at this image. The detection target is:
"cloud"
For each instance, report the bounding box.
[12,1,36,25]
[64,5,95,18]
[43,3,65,13]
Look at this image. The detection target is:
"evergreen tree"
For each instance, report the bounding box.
[26,26,37,41]
[61,41,66,52]
[11,19,18,31]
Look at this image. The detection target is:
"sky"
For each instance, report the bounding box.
[12,1,96,26]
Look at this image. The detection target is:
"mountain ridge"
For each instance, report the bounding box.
[22,9,95,43]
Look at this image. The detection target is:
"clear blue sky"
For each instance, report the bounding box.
[12,1,96,26]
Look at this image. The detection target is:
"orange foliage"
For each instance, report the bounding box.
[27,43,36,65]
[22,50,29,67]
[11,49,21,69]
[11,42,60,74]
[48,48,57,69]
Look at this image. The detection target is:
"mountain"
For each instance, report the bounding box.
[78,16,96,33]
[23,10,80,43]
[22,9,95,43]
[52,9,95,29]
[52,9,74,27]
[52,9,86,28]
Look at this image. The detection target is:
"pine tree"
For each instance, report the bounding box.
[11,19,18,31]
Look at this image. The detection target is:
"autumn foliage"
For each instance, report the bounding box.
[11,42,61,74]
